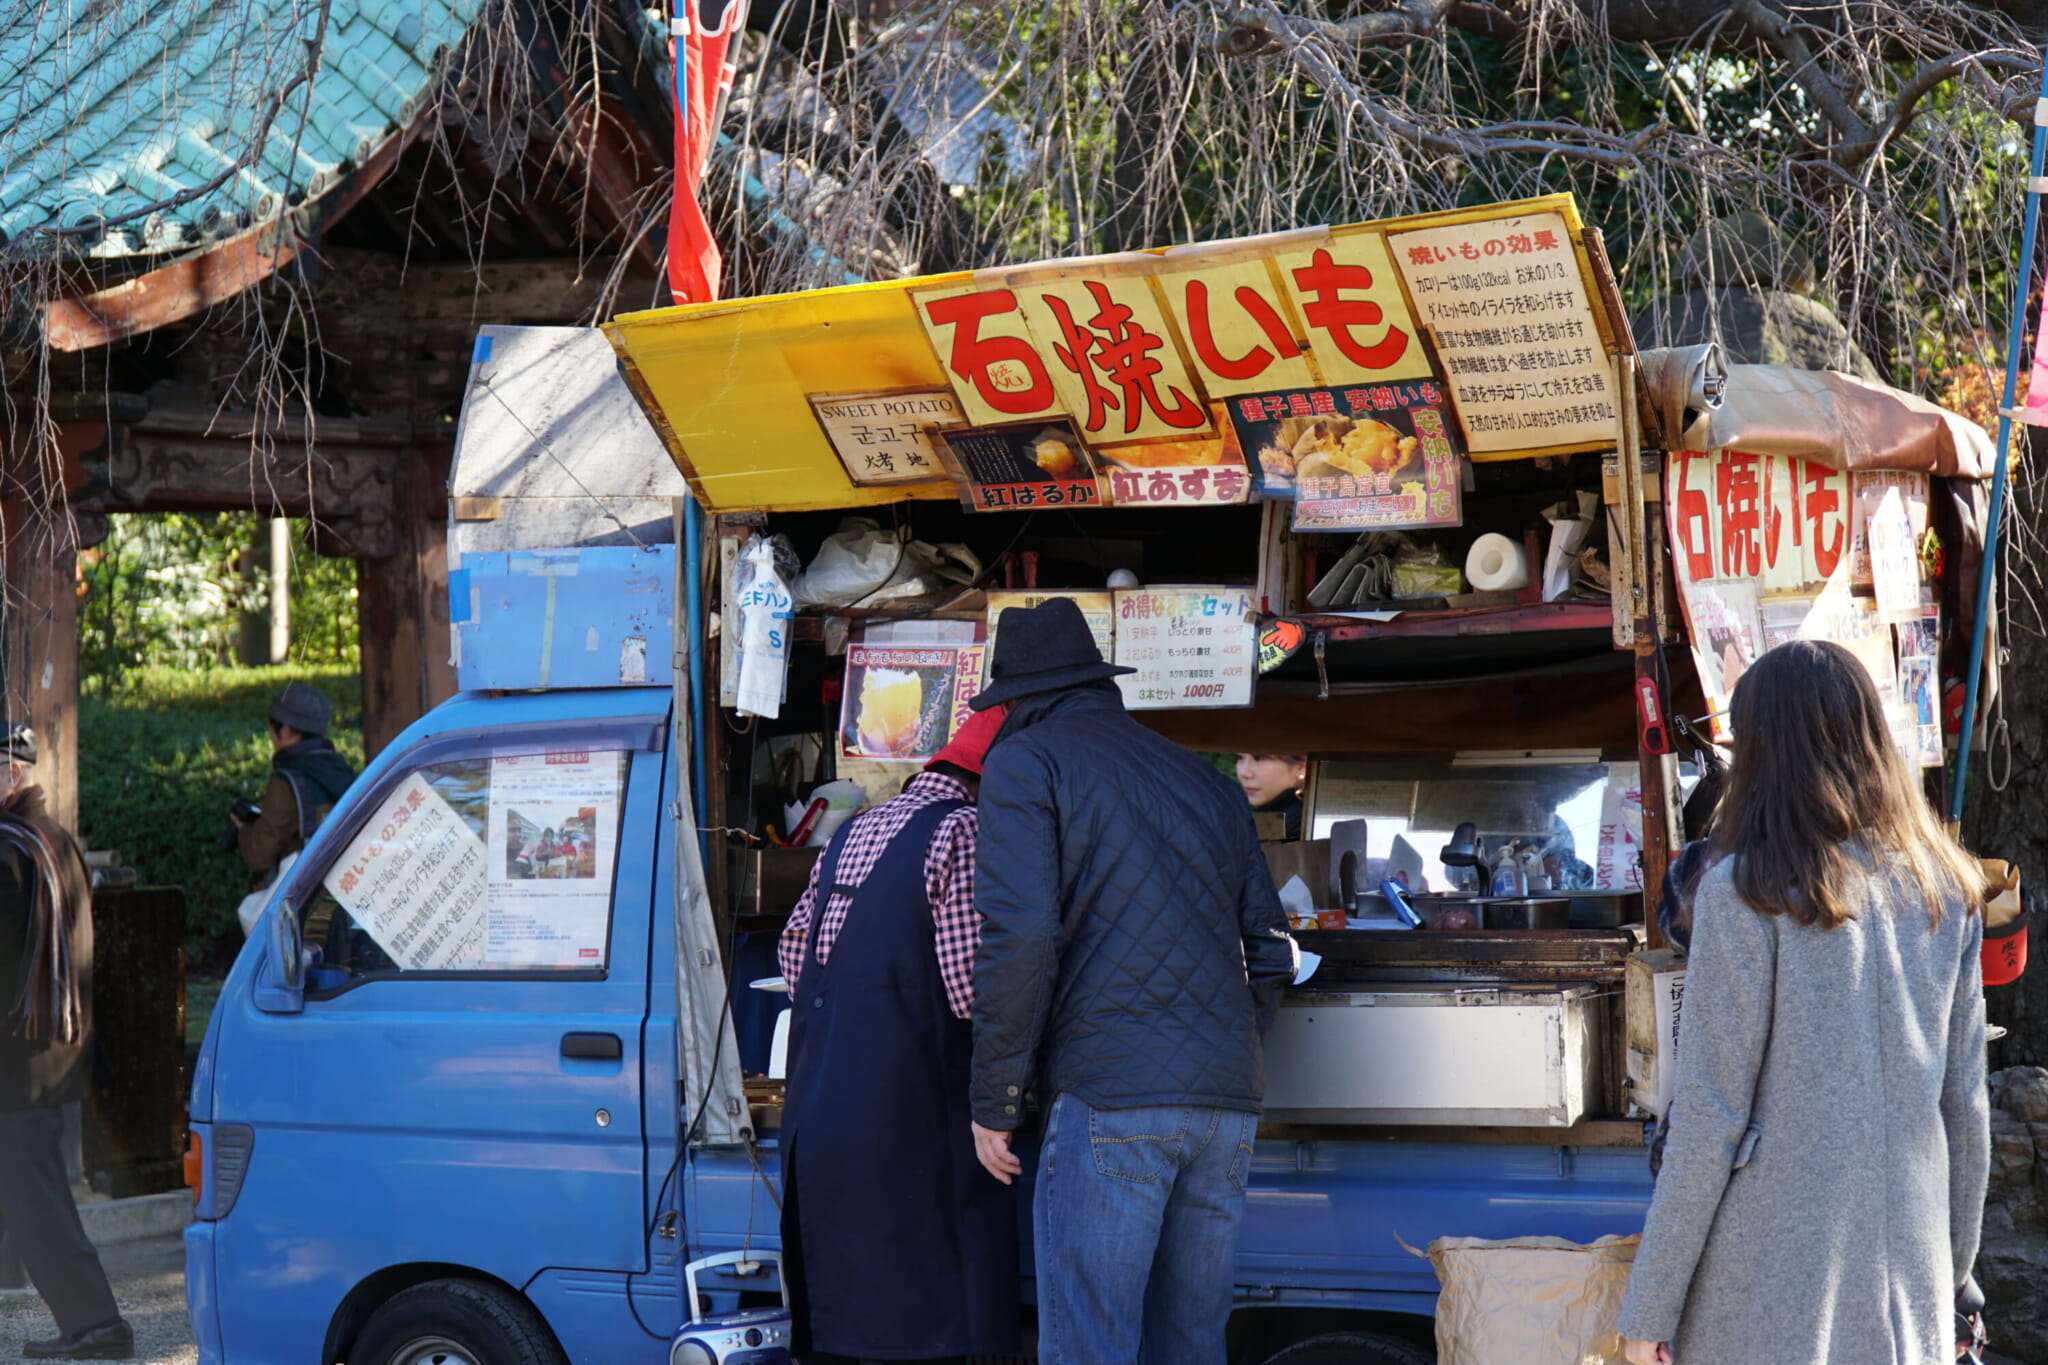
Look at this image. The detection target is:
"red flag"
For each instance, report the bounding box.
[668,1,742,304]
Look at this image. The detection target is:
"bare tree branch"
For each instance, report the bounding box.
[1217,0,1461,57]
[1713,0,1879,161]
[1850,48,2038,164]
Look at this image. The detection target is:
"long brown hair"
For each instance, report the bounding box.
[1710,639,1981,929]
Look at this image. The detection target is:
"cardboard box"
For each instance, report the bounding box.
[727,846,823,914]
[451,545,674,691]
[1625,949,1686,1117]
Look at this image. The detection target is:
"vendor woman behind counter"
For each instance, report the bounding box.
[1237,754,1306,840]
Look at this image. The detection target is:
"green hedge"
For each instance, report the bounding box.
[80,666,364,968]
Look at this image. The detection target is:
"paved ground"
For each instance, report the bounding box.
[0,1234,193,1364]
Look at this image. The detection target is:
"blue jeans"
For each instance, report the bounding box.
[1034,1094,1257,1365]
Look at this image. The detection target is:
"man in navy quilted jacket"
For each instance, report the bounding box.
[963,597,1296,1365]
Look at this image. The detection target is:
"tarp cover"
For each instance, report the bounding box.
[449,325,689,556]
[1640,345,1993,478]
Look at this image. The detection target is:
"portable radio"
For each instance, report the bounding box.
[669,1250,792,1365]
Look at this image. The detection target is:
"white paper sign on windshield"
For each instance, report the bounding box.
[324,776,489,970]
[483,751,623,968]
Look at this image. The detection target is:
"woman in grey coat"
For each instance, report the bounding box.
[1619,640,1990,1365]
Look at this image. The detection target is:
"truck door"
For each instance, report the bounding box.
[208,719,664,1364]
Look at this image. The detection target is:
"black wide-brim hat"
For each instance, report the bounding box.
[969,596,1135,710]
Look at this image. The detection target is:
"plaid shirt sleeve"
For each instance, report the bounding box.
[778,849,826,986]
[925,805,983,1020]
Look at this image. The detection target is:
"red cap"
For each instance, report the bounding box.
[927,704,1008,776]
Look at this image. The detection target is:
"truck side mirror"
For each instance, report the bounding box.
[255,899,305,1014]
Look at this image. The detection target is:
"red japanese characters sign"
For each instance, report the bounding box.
[1103,464,1252,507]
[1161,254,1316,395]
[1021,276,1212,443]
[1265,233,1431,388]
[913,227,1439,450]
[1665,449,1933,762]
[1095,403,1255,508]
[1667,450,1854,595]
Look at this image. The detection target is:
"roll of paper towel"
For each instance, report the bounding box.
[1465,533,1529,591]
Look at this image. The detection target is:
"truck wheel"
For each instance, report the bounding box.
[347,1279,567,1365]
[1261,1330,1435,1365]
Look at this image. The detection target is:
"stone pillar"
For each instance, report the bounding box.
[234,519,292,666]
[268,516,291,664]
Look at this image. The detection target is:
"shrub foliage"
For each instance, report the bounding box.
[80,665,364,968]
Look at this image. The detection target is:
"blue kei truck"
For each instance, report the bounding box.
[190,206,1738,1365]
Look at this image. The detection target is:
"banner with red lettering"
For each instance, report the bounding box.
[606,192,1635,515]
[1666,449,1933,763]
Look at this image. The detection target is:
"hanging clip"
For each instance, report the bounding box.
[1635,676,1673,755]
[1313,630,1330,700]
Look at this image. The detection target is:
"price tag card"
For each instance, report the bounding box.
[1112,586,1257,710]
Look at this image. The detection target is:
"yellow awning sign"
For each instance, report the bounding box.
[604,193,1621,515]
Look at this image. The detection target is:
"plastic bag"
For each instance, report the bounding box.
[901,539,983,590]
[793,519,984,607]
[1393,541,1464,599]
[236,851,298,937]
[1542,490,1601,601]
[722,534,800,705]
[784,778,866,848]
[793,518,912,607]
[735,538,794,718]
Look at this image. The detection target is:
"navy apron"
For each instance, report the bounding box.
[780,798,1019,1360]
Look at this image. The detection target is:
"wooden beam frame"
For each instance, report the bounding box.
[77,407,413,557]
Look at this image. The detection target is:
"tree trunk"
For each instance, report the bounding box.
[1103,27,1188,255]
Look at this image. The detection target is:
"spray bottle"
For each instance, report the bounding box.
[1490,841,1525,897]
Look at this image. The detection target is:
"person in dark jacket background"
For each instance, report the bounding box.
[232,683,355,886]
[965,598,1296,1365]
[0,724,132,1360]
